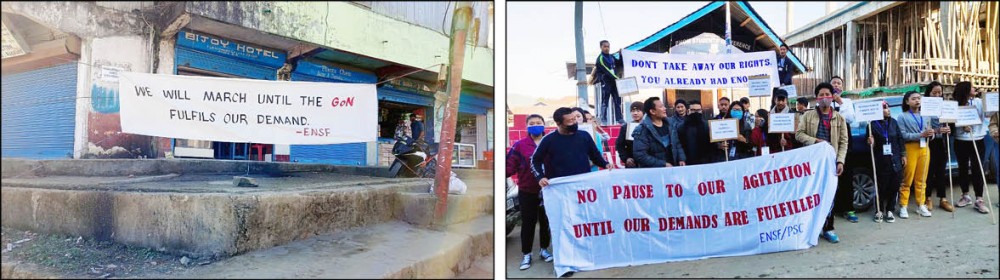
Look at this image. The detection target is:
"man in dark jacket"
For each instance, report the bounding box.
[777,44,794,86]
[590,40,624,124]
[616,101,644,168]
[715,97,731,120]
[532,107,611,188]
[669,99,687,135]
[678,100,713,165]
[633,97,686,167]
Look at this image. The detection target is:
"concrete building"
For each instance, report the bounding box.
[2,2,494,168]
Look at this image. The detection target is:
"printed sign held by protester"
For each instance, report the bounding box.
[955,106,983,127]
[921,97,943,117]
[985,92,999,112]
[616,77,641,96]
[852,99,884,123]
[768,113,796,133]
[709,119,739,142]
[939,101,960,123]
[747,75,771,97]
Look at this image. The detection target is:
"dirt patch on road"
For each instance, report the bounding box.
[1,226,214,278]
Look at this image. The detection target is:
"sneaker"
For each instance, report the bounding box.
[821,231,840,243]
[899,207,909,219]
[956,194,973,208]
[886,211,896,223]
[940,198,955,212]
[540,249,554,263]
[844,211,858,223]
[917,205,933,217]
[519,254,531,270]
[974,199,990,214]
[873,211,884,223]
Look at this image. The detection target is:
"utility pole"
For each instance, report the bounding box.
[574,1,588,109]
[434,1,472,222]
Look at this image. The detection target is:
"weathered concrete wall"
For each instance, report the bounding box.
[1,181,424,258]
[0,2,147,38]
[185,2,493,87]
[1,158,394,178]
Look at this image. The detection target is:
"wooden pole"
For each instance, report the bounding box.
[970,139,997,224]
[946,135,955,219]
[868,121,882,225]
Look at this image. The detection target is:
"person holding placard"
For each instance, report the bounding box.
[506,114,554,270]
[795,82,849,243]
[718,102,755,161]
[750,109,781,156]
[951,82,990,214]
[579,109,611,172]
[532,107,612,188]
[922,82,956,212]
[897,92,935,219]
[616,102,645,168]
[829,76,860,223]
[865,101,906,223]
[678,100,713,165]
[590,40,625,125]
[633,97,687,168]
[770,88,797,151]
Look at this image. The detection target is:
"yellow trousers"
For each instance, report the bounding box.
[899,142,930,207]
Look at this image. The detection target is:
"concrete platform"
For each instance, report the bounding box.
[1,158,393,178]
[155,216,493,279]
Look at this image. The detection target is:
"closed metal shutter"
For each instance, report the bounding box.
[1,63,78,159]
[288,67,368,166]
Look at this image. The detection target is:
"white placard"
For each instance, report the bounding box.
[985,92,999,112]
[921,97,943,117]
[622,49,779,89]
[768,113,796,133]
[626,123,638,141]
[779,84,797,99]
[616,77,640,96]
[748,75,771,97]
[118,72,377,145]
[709,119,739,142]
[852,99,884,123]
[543,144,838,277]
[955,106,983,127]
[939,101,959,123]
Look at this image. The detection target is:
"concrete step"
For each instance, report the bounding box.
[1,158,393,178]
[396,191,493,228]
[165,216,494,279]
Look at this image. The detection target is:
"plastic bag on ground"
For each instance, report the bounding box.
[428,171,467,195]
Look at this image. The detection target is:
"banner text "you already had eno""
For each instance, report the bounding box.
[622,49,780,89]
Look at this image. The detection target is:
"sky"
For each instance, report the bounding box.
[507,1,852,107]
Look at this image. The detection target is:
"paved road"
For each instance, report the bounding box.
[506,184,1000,278]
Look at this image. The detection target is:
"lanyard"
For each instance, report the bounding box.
[873,120,889,142]
[908,111,924,131]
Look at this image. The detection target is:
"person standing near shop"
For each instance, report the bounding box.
[533,107,612,188]
[897,91,935,219]
[865,101,906,223]
[633,97,686,168]
[951,82,990,214]
[506,114,553,270]
[923,82,955,213]
[678,100,713,165]
[409,112,425,145]
[795,82,849,243]
[777,44,794,86]
[616,101,645,168]
[590,40,624,124]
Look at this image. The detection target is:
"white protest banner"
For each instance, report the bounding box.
[852,99,884,123]
[118,72,377,145]
[709,119,739,142]
[616,77,640,96]
[955,106,983,127]
[939,101,959,123]
[543,144,838,277]
[626,123,638,141]
[747,75,771,97]
[622,49,778,89]
[921,97,943,117]
[780,84,797,99]
[768,113,796,133]
[985,92,999,113]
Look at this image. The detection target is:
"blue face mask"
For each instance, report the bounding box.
[731,110,744,120]
[527,125,545,136]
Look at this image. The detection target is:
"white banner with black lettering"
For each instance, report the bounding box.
[118,72,376,145]
[622,49,779,89]
[542,144,838,277]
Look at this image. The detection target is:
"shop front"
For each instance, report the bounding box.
[375,78,436,166]
[171,30,286,160]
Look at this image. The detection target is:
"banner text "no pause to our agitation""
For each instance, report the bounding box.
[542,144,838,277]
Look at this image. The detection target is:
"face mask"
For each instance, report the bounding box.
[566,123,579,133]
[687,113,703,121]
[730,110,744,120]
[817,97,833,107]
[527,125,545,136]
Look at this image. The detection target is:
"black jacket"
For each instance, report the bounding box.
[864,117,907,173]
[777,56,794,86]
[615,122,635,166]
[632,115,686,167]
[679,114,713,165]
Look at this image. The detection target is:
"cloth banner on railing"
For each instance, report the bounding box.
[543,143,838,276]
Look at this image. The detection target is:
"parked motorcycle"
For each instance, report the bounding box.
[506,178,521,236]
[388,138,438,178]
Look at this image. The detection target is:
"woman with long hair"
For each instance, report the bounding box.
[923,81,954,213]
[897,91,935,219]
[951,81,990,214]
[719,102,754,160]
